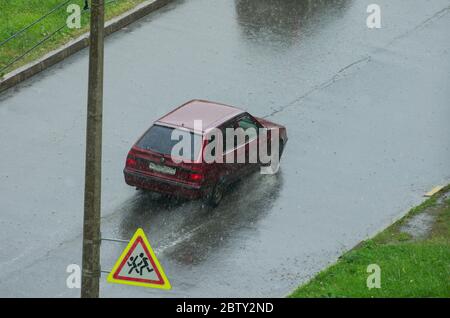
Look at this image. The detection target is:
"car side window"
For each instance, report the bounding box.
[209,134,216,157]
[220,115,260,152]
[237,115,259,144]
[222,121,236,153]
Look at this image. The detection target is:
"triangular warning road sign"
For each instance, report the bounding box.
[107,228,171,290]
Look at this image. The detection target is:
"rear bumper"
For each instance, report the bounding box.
[124,168,204,199]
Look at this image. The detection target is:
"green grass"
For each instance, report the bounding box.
[0,0,148,77]
[290,185,450,298]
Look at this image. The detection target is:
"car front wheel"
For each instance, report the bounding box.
[279,139,285,159]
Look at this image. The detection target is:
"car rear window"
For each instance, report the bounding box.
[136,125,202,161]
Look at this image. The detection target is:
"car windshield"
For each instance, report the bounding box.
[136,125,202,161]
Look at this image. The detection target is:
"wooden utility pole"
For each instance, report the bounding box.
[81,0,105,298]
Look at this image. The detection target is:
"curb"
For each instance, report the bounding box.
[0,0,173,94]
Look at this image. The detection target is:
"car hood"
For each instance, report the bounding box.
[255,117,288,142]
[255,117,286,130]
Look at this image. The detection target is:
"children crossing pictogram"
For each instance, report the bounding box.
[107,228,171,290]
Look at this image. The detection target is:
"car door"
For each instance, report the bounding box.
[220,118,242,183]
[235,114,262,174]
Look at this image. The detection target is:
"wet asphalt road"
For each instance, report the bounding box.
[0,0,449,297]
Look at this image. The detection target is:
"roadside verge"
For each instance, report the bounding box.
[290,185,450,297]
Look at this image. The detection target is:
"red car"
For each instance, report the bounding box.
[124,100,287,206]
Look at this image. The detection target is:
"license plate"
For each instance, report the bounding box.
[149,162,176,175]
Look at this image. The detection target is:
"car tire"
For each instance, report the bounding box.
[206,180,225,207]
[279,139,285,159]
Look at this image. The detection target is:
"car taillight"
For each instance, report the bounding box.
[126,155,137,168]
[188,173,203,182]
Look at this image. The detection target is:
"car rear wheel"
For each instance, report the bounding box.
[206,181,225,207]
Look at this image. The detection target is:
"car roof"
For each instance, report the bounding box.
[155,99,245,133]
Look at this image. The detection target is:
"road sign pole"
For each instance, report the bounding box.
[81,0,105,298]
